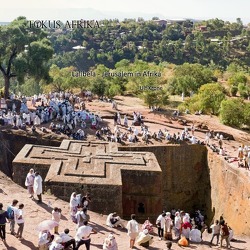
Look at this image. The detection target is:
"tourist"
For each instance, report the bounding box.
[136,229,153,247]
[210,219,220,245]
[103,233,118,250]
[25,168,35,199]
[220,220,230,249]
[0,203,9,242]
[106,212,125,228]
[34,172,43,203]
[59,228,76,250]
[126,214,139,249]
[156,212,166,240]
[15,203,25,240]
[52,207,61,234]
[7,199,18,235]
[75,220,97,250]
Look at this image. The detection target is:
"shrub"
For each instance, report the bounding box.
[220,98,245,127]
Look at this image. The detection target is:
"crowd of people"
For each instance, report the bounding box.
[0,171,237,249]
[0,92,102,140]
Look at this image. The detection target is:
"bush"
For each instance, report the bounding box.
[238,83,248,99]
[220,98,245,127]
[230,85,238,96]
[244,103,250,127]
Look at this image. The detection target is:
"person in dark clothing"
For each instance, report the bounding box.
[0,203,9,242]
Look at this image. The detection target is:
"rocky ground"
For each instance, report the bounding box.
[0,170,249,250]
[0,95,250,249]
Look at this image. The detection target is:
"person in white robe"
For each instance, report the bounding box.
[34,172,43,203]
[189,228,202,242]
[25,168,35,198]
[106,212,125,228]
[136,229,153,247]
[69,192,79,218]
[34,115,41,125]
[123,115,128,127]
[103,233,118,250]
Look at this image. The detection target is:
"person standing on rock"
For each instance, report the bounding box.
[210,219,220,245]
[156,212,166,240]
[52,207,61,234]
[220,220,230,249]
[34,172,43,203]
[70,192,79,220]
[15,203,25,240]
[25,168,35,199]
[0,203,9,242]
[7,199,18,235]
[75,220,97,250]
[126,214,139,249]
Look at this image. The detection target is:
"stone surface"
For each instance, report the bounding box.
[208,149,250,235]
[13,140,162,219]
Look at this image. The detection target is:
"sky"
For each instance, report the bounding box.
[1,0,250,23]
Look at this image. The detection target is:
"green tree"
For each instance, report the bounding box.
[220,98,245,127]
[140,89,168,108]
[243,103,250,127]
[0,17,53,98]
[198,83,226,114]
[49,65,75,92]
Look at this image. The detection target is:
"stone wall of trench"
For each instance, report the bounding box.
[119,144,250,235]
[207,150,250,235]
[0,131,249,235]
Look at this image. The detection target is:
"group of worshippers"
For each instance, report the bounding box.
[37,192,93,250]
[0,92,103,140]
[156,210,205,245]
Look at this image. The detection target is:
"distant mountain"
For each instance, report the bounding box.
[0,22,10,26]
[0,8,191,22]
[1,8,248,23]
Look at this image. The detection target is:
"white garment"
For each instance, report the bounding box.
[210,223,220,234]
[15,209,24,224]
[103,235,118,250]
[49,241,63,250]
[156,214,165,229]
[175,215,182,230]
[126,219,139,236]
[75,225,93,241]
[59,233,73,243]
[25,173,35,187]
[189,229,202,242]
[52,210,61,223]
[70,193,79,208]
[38,231,50,246]
[34,175,43,195]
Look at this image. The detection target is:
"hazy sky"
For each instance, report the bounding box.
[1,0,249,23]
